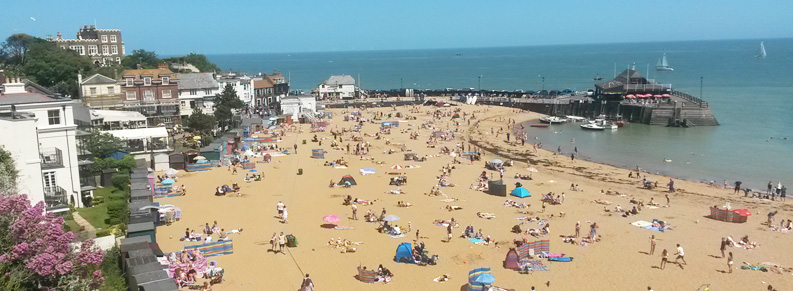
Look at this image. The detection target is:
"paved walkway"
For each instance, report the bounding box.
[72,212,97,238]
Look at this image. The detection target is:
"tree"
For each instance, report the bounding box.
[214,84,244,130]
[121,49,160,69]
[185,107,217,134]
[82,132,127,160]
[163,53,219,73]
[22,40,94,98]
[0,33,40,74]
[0,147,18,197]
[0,195,104,290]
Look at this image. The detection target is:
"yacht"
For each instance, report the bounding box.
[656,53,674,71]
[539,116,568,124]
[580,119,618,130]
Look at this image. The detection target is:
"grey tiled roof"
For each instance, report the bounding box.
[176,73,218,90]
[321,75,355,86]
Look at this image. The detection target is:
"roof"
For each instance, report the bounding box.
[254,79,273,89]
[122,68,176,79]
[81,74,117,85]
[91,109,147,122]
[175,73,218,90]
[0,92,63,106]
[321,75,356,86]
[23,79,56,96]
[105,127,169,140]
[265,74,286,84]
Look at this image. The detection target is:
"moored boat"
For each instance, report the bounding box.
[539,116,568,124]
[530,124,550,128]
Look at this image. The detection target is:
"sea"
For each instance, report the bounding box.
[207,38,793,189]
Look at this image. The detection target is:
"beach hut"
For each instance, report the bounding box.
[510,187,531,198]
[394,242,415,264]
[338,175,357,186]
[311,149,326,159]
[503,249,521,270]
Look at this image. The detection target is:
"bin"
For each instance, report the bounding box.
[298,169,303,175]
[287,235,297,247]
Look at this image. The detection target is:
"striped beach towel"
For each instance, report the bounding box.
[184,240,234,257]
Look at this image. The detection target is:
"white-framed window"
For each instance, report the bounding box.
[162,77,169,85]
[47,110,61,125]
[143,77,151,86]
[205,89,212,95]
[190,90,197,95]
[102,45,109,55]
[43,171,57,193]
[162,90,171,98]
[111,45,118,55]
[101,35,108,42]
[110,35,117,42]
[88,45,98,55]
[144,90,154,101]
[61,46,65,49]
[115,57,120,63]
[126,78,133,86]
[89,87,97,95]
[126,91,136,100]
[107,87,115,94]
[69,45,85,55]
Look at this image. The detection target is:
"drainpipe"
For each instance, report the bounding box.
[63,105,78,208]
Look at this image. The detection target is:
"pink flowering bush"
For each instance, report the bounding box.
[0,195,104,289]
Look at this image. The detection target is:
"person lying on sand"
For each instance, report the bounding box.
[433,274,450,282]
[477,212,496,219]
[397,201,413,207]
[445,205,463,211]
[592,199,613,205]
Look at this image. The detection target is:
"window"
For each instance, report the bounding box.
[162,90,171,98]
[143,77,151,86]
[111,45,118,55]
[47,110,60,125]
[89,87,97,95]
[205,89,213,95]
[102,45,109,55]
[144,90,154,101]
[107,87,114,94]
[126,78,133,86]
[101,35,108,42]
[110,35,117,42]
[162,77,169,85]
[61,46,65,49]
[126,91,136,100]
[43,171,57,193]
[88,45,98,55]
[69,45,84,55]
[115,57,120,63]
[189,89,197,95]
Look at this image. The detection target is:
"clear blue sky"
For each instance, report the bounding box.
[2,0,791,55]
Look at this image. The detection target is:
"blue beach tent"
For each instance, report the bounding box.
[394,242,415,264]
[510,187,531,198]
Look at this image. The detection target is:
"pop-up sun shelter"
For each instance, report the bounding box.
[504,249,521,270]
[394,242,416,264]
[338,175,357,186]
[510,187,531,198]
[311,149,326,159]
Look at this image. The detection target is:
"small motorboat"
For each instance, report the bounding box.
[566,116,586,122]
[530,124,550,128]
[539,116,569,124]
[663,158,672,163]
[615,120,626,127]
[593,74,603,81]
[580,119,618,130]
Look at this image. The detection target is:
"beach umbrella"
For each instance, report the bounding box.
[491,159,503,164]
[471,273,496,285]
[164,168,179,176]
[194,156,207,160]
[653,95,663,98]
[249,169,258,173]
[391,164,403,170]
[382,215,401,222]
[625,94,635,98]
[526,167,538,173]
[323,215,340,224]
[161,178,176,184]
[662,94,671,97]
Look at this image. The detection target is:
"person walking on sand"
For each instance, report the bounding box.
[269,233,278,252]
[282,206,288,223]
[674,244,686,266]
[720,237,728,258]
[575,221,580,238]
[446,224,453,242]
[660,249,668,269]
[649,235,656,255]
[278,232,287,254]
[293,144,298,154]
[665,194,670,206]
[276,201,285,219]
[727,252,734,273]
[351,203,358,220]
[541,201,546,213]
[300,274,314,291]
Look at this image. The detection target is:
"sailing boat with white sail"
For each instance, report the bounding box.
[656,53,673,71]
[756,41,767,58]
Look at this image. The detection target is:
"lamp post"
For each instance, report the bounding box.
[478,75,482,92]
[699,76,703,99]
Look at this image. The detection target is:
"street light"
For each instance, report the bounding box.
[478,75,482,92]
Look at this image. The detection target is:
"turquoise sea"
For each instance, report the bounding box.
[207,39,793,189]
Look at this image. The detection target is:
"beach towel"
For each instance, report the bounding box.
[334,166,348,169]
[548,257,573,262]
[523,260,549,271]
[642,225,668,232]
[468,238,484,244]
[184,240,234,258]
[630,220,653,228]
[389,233,407,238]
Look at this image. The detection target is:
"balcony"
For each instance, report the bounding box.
[44,186,69,211]
[40,148,63,169]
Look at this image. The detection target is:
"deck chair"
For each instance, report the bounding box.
[164,211,176,225]
[357,265,378,283]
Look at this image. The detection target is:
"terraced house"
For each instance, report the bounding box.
[120,64,180,126]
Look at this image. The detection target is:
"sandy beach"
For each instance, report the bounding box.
[155,102,793,290]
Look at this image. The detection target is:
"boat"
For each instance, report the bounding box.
[593,74,603,81]
[565,116,586,122]
[656,53,674,71]
[539,116,568,124]
[530,124,549,128]
[614,120,626,127]
[663,158,672,163]
[580,119,618,130]
[756,41,767,58]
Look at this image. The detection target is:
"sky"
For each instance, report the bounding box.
[2,0,791,55]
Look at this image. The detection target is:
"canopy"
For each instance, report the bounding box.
[394,242,414,264]
[383,215,400,222]
[164,168,178,176]
[510,187,531,198]
[161,179,176,184]
[323,215,340,224]
[338,175,357,186]
[390,164,403,170]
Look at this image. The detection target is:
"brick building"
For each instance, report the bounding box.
[119,64,180,126]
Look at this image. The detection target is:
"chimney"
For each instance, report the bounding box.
[56,31,62,40]
[46,35,52,41]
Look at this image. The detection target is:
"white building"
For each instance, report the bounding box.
[90,109,147,130]
[176,73,219,118]
[79,73,122,109]
[317,75,357,99]
[0,78,85,211]
[280,95,317,121]
[216,72,255,105]
[104,127,170,155]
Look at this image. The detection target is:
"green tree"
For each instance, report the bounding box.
[121,49,160,69]
[185,107,217,134]
[214,84,244,130]
[0,33,40,73]
[22,40,94,97]
[0,146,18,197]
[82,131,128,159]
[163,53,220,72]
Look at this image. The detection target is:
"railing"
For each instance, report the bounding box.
[40,148,63,168]
[44,186,68,210]
[80,176,96,189]
[671,90,708,108]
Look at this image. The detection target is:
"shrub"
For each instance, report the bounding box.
[111,173,129,191]
[95,228,112,238]
[105,200,128,226]
[98,246,126,291]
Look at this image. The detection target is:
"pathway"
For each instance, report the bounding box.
[72,212,97,239]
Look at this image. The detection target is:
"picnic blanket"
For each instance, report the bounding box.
[468,238,484,244]
[523,260,549,271]
[389,233,407,238]
[184,240,234,257]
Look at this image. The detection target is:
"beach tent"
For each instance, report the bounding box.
[504,249,521,270]
[311,149,326,159]
[338,175,357,186]
[394,242,415,264]
[510,187,531,198]
[709,207,750,223]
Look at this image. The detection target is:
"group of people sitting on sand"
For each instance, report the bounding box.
[323,158,348,167]
[343,195,375,206]
[215,184,240,196]
[604,204,642,217]
[426,187,444,197]
[327,237,363,253]
[514,173,532,180]
[359,264,393,283]
[170,249,224,289]
[397,201,413,207]
[243,173,262,182]
[377,220,408,236]
[182,221,243,243]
